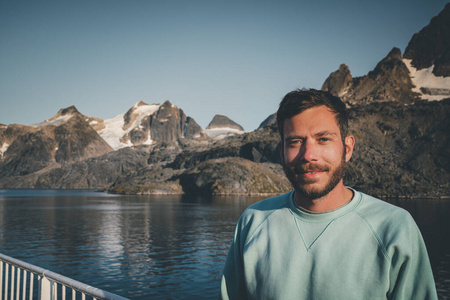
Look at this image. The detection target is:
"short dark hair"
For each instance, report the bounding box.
[276,89,349,140]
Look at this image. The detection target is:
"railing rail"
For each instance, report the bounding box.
[0,253,129,300]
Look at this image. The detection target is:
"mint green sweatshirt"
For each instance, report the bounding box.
[220,190,438,300]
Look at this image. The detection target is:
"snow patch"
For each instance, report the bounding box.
[205,127,246,139]
[98,102,161,150]
[30,114,73,128]
[1,143,9,157]
[143,131,153,145]
[403,59,450,101]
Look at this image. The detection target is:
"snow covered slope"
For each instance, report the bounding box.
[403,59,450,101]
[97,102,161,150]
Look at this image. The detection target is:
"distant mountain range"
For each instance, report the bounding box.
[0,3,449,197]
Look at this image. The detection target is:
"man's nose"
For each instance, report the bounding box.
[299,140,318,162]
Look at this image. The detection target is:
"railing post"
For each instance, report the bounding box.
[11,265,15,300]
[0,261,3,299]
[4,263,9,300]
[40,276,54,300]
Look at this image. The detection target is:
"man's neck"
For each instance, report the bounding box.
[294,183,354,213]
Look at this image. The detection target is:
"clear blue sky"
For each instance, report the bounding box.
[0,0,447,131]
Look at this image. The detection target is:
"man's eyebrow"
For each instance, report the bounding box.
[284,131,338,141]
[315,131,338,137]
[284,135,304,140]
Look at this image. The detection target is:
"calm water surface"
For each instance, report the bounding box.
[0,189,449,299]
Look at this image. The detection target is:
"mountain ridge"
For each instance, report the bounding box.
[0,5,449,198]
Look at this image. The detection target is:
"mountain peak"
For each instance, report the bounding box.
[205,115,245,139]
[206,115,244,131]
[385,47,402,60]
[98,100,207,150]
[52,105,80,116]
[403,3,450,76]
[321,64,353,97]
[134,101,149,108]
[31,105,81,128]
[322,47,416,103]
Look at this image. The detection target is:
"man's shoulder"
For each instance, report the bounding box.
[238,191,293,226]
[235,192,293,245]
[355,191,412,221]
[354,191,419,247]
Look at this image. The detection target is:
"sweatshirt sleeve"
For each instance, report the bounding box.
[387,214,438,300]
[219,216,248,300]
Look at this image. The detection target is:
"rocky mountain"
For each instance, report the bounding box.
[204,114,246,139]
[345,99,449,197]
[322,48,418,104]
[322,3,450,103]
[0,106,113,179]
[0,101,217,189]
[206,114,245,131]
[96,100,208,150]
[258,113,277,129]
[108,125,288,195]
[0,4,448,198]
[403,3,450,77]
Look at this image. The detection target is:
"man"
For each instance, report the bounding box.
[219,89,437,299]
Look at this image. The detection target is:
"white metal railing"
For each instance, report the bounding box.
[0,253,129,300]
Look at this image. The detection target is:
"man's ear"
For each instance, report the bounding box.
[344,135,355,162]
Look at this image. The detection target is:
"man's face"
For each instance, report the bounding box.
[281,105,353,200]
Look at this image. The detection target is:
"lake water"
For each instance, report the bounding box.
[0,189,449,299]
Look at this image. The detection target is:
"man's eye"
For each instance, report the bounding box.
[288,140,302,145]
[319,138,329,142]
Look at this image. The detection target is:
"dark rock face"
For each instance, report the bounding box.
[0,129,56,177]
[184,117,208,139]
[150,100,185,142]
[345,99,450,198]
[0,146,151,189]
[123,119,151,145]
[106,126,284,195]
[0,124,38,156]
[206,114,245,131]
[168,126,281,170]
[150,101,208,143]
[258,113,276,129]
[53,114,113,163]
[321,64,353,97]
[0,112,112,179]
[403,3,450,76]
[117,101,208,147]
[178,157,290,195]
[323,48,417,104]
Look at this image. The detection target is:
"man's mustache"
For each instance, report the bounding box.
[286,163,329,174]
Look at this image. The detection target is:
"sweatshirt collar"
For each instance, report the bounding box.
[288,188,362,222]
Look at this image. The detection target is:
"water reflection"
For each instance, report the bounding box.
[0,190,448,299]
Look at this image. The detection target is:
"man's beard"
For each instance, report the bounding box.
[283,151,346,201]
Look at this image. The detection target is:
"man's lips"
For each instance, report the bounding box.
[301,170,325,177]
[293,164,328,173]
